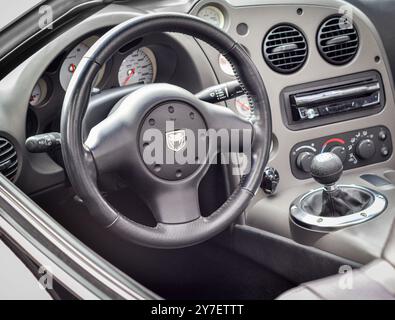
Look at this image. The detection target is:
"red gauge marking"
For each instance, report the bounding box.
[123,68,136,86]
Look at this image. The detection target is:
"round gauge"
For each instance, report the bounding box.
[218,54,235,76]
[235,95,253,119]
[59,36,105,91]
[197,5,225,29]
[118,47,157,87]
[30,78,48,107]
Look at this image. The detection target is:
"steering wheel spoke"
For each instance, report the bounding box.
[84,113,132,175]
[200,101,254,154]
[143,181,201,224]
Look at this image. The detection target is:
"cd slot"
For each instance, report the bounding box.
[293,82,380,107]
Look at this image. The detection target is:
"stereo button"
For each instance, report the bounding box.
[381,147,389,157]
[379,131,387,141]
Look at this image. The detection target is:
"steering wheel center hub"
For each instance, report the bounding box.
[139,100,207,181]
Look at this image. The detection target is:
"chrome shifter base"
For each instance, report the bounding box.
[290,185,387,232]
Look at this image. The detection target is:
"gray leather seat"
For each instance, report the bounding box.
[278,221,395,300]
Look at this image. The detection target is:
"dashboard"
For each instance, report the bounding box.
[1,0,395,263]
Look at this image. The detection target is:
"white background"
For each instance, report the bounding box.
[0,0,44,31]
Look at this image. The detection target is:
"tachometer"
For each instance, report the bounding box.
[59,36,105,91]
[118,47,156,87]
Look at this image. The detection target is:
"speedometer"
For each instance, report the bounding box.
[59,36,105,91]
[118,47,156,87]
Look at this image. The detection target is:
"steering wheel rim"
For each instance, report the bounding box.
[61,13,272,249]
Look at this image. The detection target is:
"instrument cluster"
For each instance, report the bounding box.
[25,32,181,138]
[28,35,159,110]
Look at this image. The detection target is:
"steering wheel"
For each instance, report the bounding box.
[61,13,271,249]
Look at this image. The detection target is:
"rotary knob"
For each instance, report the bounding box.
[329,146,347,163]
[356,139,376,160]
[296,151,315,173]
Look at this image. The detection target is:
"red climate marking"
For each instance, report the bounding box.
[323,138,345,146]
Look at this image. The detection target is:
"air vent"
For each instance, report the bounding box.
[263,24,308,74]
[317,15,359,65]
[0,137,18,181]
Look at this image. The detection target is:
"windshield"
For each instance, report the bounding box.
[0,0,44,31]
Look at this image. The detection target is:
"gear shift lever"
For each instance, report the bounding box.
[301,152,372,217]
[290,153,387,229]
[310,153,343,192]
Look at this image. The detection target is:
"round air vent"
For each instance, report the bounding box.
[263,24,308,74]
[317,15,359,65]
[0,137,18,181]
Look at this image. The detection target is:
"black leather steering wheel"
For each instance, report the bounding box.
[61,13,272,249]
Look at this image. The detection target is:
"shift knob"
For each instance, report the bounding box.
[311,152,343,186]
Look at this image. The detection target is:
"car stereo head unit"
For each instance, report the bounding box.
[281,71,385,130]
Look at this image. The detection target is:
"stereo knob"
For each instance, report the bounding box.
[296,151,315,173]
[356,139,376,160]
[329,146,347,163]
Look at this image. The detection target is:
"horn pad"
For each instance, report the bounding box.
[139,100,207,181]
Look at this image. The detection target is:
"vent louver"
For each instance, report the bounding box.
[317,15,359,65]
[263,24,308,74]
[0,137,18,181]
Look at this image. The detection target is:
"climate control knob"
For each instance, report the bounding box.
[356,139,376,160]
[329,146,347,163]
[296,151,315,173]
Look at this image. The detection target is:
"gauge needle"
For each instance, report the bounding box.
[69,63,77,73]
[123,68,136,86]
[237,100,250,111]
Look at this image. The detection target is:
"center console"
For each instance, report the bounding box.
[190,0,395,265]
[284,70,393,234]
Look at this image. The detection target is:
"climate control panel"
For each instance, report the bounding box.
[290,126,392,179]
